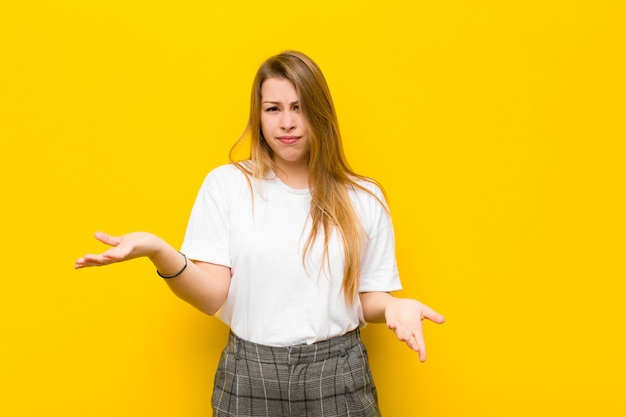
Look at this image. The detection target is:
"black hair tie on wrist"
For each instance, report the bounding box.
[157,252,188,279]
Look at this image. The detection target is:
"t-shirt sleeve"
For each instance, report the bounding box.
[180,166,233,267]
[356,184,403,293]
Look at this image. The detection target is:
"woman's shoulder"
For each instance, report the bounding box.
[347,176,392,232]
[348,175,389,212]
[207,162,251,179]
[350,175,385,199]
[200,162,252,190]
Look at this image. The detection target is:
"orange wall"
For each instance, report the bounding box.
[1,1,625,416]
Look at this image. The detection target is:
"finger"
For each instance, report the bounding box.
[76,253,124,266]
[422,305,446,324]
[397,323,427,360]
[402,334,426,362]
[405,336,419,351]
[75,260,107,268]
[414,333,427,362]
[94,231,121,247]
[394,330,411,342]
[78,254,114,265]
[74,258,88,269]
[75,258,106,268]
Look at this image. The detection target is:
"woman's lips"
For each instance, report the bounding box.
[277,136,300,145]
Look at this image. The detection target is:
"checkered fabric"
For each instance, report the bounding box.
[212,328,381,417]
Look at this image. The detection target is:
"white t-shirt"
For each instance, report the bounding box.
[181,163,402,346]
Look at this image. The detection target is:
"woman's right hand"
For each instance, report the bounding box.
[74,231,165,269]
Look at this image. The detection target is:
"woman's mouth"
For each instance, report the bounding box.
[277,136,300,145]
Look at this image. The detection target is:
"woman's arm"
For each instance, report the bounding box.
[360,291,445,362]
[75,231,230,315]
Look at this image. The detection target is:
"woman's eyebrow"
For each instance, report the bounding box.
[262,100,299,105]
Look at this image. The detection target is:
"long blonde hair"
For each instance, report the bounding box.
[230,51,385,304]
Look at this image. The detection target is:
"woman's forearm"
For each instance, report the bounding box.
[149,242,231,315]
[359,291,394,323]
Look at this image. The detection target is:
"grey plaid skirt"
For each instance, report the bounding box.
[212,328,381,417]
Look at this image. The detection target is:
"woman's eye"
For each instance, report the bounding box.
[293,105,300,111]
[265,107,279,112]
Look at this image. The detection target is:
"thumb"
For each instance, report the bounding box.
[94,231,121,247]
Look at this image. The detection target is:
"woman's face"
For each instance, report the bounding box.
[260,77,311,170]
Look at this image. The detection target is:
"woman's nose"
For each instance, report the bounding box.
[280,111,296,130]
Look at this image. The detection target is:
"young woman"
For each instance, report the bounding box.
[75,51,444,417]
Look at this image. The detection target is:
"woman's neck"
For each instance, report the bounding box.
[274,161,309,189]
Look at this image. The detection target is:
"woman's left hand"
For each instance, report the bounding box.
[385,298,445,362]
